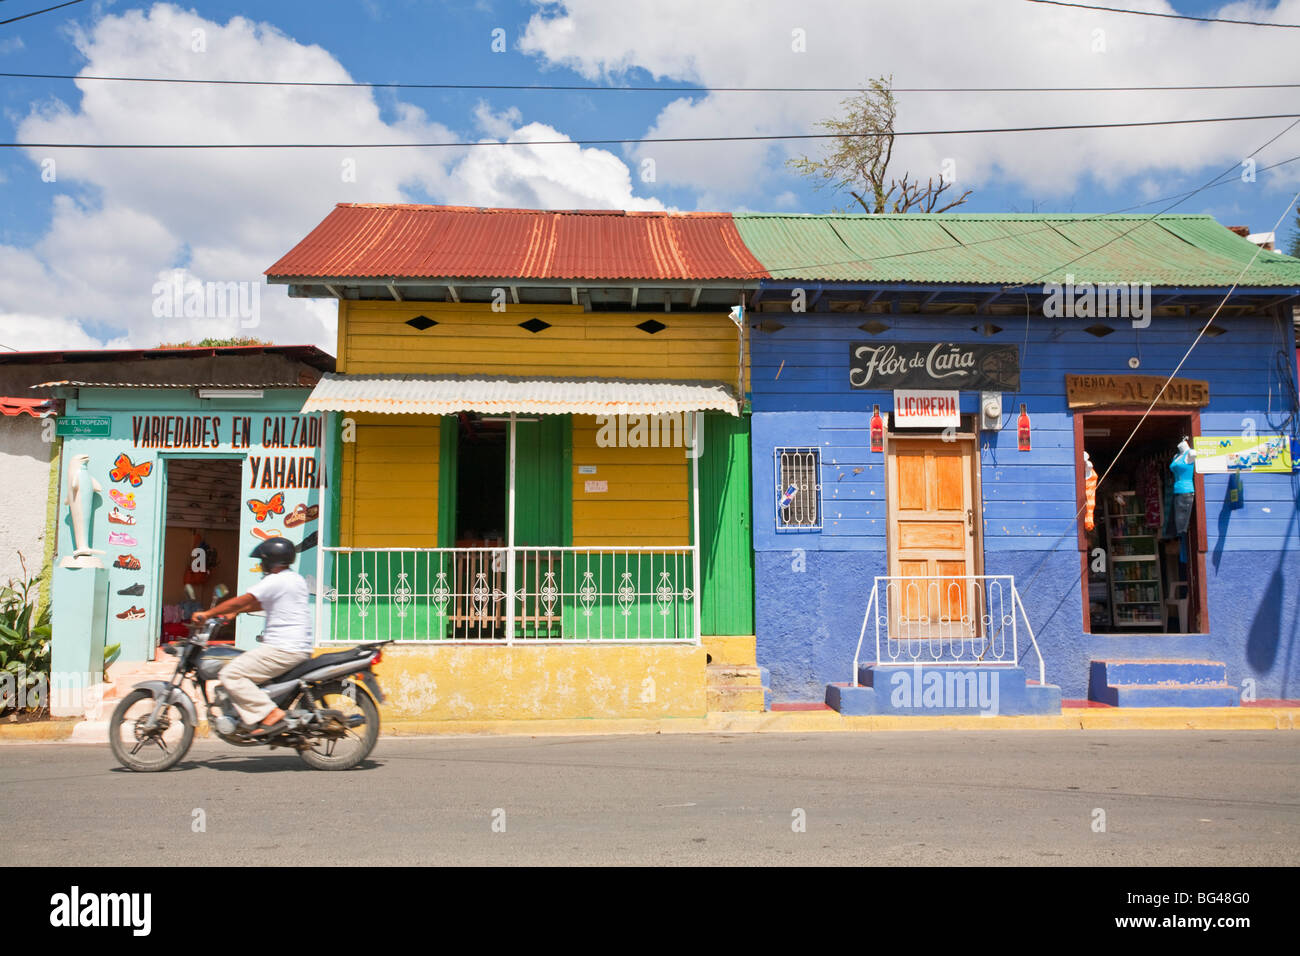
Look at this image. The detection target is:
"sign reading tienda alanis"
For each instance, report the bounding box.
[849,342,1020,391]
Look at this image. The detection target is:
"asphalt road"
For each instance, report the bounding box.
[2,732,1297,866]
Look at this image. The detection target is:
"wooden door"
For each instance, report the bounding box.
[887,437,978,637]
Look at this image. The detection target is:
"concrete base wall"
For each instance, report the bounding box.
[354,644,707,721]
[0,416,53,587]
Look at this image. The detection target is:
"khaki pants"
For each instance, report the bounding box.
[218,644,311,725]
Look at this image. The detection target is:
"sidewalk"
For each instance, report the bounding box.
[2,705,1297,743]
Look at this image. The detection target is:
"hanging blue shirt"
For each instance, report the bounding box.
[1170,453,1195,494]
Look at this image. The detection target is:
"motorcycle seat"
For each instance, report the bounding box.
[273,647,371,684]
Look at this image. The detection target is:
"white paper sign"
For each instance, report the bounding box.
[893,389,960,428]
[584,480,608,493]
[578,465,597,474]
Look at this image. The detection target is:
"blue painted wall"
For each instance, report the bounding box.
[750,309,1300,702]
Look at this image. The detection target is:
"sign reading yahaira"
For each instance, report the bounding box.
[893,390,960,428]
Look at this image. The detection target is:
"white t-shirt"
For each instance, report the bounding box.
[247,569,313,653]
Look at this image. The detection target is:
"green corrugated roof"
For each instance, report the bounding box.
[733,213,1300,287]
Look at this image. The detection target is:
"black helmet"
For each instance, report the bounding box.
[250,536,296,572]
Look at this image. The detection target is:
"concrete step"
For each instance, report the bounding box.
[707,684,766,712]
[702,635,757,667]
[1092,659,1228,686]
[1106,683,1239,708]
[707,663,764,687]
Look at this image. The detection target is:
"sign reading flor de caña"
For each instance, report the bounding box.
[849,342,1020,390]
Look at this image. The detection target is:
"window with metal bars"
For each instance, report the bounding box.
[774,446,822,530]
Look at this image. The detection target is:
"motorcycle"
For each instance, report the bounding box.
[109,618,390,772]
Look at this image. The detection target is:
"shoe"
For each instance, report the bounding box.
[113,554,141,571]
[108,530,137,547]
[285,503,319,528]
[296,531,318,553]
[108,508,136,526]
[251,527,282,540]
[249,563,263,573]
[115,605,145,620]
[109,489,136,510]
[117,582,145,596]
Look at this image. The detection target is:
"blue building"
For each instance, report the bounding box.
[736,214,1300,712]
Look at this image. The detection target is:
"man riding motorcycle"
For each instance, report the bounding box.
[192,537,312,738]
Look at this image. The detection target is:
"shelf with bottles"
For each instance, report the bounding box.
[1113,606,1162,626]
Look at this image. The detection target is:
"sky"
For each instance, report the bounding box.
[0,0,1297,353]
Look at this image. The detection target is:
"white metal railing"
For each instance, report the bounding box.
[851,575,1045,686]
[318,546,698,644]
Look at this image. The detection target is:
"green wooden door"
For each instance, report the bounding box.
[698,412,755,635]
[512,416,570,637]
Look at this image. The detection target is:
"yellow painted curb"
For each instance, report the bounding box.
[0,719,79,742]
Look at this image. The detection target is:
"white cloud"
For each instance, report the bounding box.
[6,3,662,351]
[519,0,1300,205]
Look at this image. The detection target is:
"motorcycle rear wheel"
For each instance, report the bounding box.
[297,680,379,771]
[109,688,194,772]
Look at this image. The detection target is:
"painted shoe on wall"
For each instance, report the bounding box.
[108,508,137,526]
[284,504,320,528]
[251,527,283,540]
[116,582,145,596]
[108,530,138,547]
[109,489,137,509]
[113,554,141,571]
[295,531,318,553]
[115,606,145,620]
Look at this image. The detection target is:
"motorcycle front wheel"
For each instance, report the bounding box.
[109,688,195,772]
[297,679,379,771]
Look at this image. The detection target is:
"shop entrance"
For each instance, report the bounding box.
[885,429,983,636]
[157,457,242,649]
[1076,411,1204,634]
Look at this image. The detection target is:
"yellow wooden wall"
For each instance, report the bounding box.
[571,416,688,546]
[339,300,743,386]
[340,413,439,547]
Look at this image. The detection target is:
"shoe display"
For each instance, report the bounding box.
[117,582,145,596]
[284,503,320,528]
[108,530,137,547]
[115,605,145,620]
[113,554,141,571]
[108,508,137,526]
[251,527,283,540]
[109,489,136,509]
[296,530,318,553]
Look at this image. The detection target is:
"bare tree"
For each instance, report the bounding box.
[787,76,972,214]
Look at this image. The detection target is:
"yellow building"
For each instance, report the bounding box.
[267,204,765,720]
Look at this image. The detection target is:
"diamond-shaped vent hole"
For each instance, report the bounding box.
[858,320,890,335]
[1084,324,1115,338]
[636,319,667,335]
[758,319,786,333]
[405,315,438,331]
[519,318,551,333]
[972,322,1003,336]
[1202,323,1227,337]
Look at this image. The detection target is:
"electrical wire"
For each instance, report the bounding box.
[0,0,86,27]
[3,71,1299,94]
[1023,0,1300,28]
[5,111,1298,150]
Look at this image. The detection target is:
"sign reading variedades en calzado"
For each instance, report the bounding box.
[849,342,1020,390]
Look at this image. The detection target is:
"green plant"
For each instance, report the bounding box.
[0,554,52,715]
[103,642,121,681]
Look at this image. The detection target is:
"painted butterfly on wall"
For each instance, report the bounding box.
[246,493,285,523]
[110,453,153,487]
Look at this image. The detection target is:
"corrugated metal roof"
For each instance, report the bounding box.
[0,397,56,418]
[734,213,1300,287]
[302,373,739,416]
[265,204,770,281]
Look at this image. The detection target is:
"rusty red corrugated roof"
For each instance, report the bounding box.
[265,204,770,281]
[0,397,57,417]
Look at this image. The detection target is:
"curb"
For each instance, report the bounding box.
[2,707,1295,744]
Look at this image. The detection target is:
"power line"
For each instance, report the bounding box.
[1023,0,1300,28]
[0,0,87,27]
[5,111,1299,150]
[3,71,1299,94]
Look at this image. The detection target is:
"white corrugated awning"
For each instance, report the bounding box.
[301,373,740,417]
